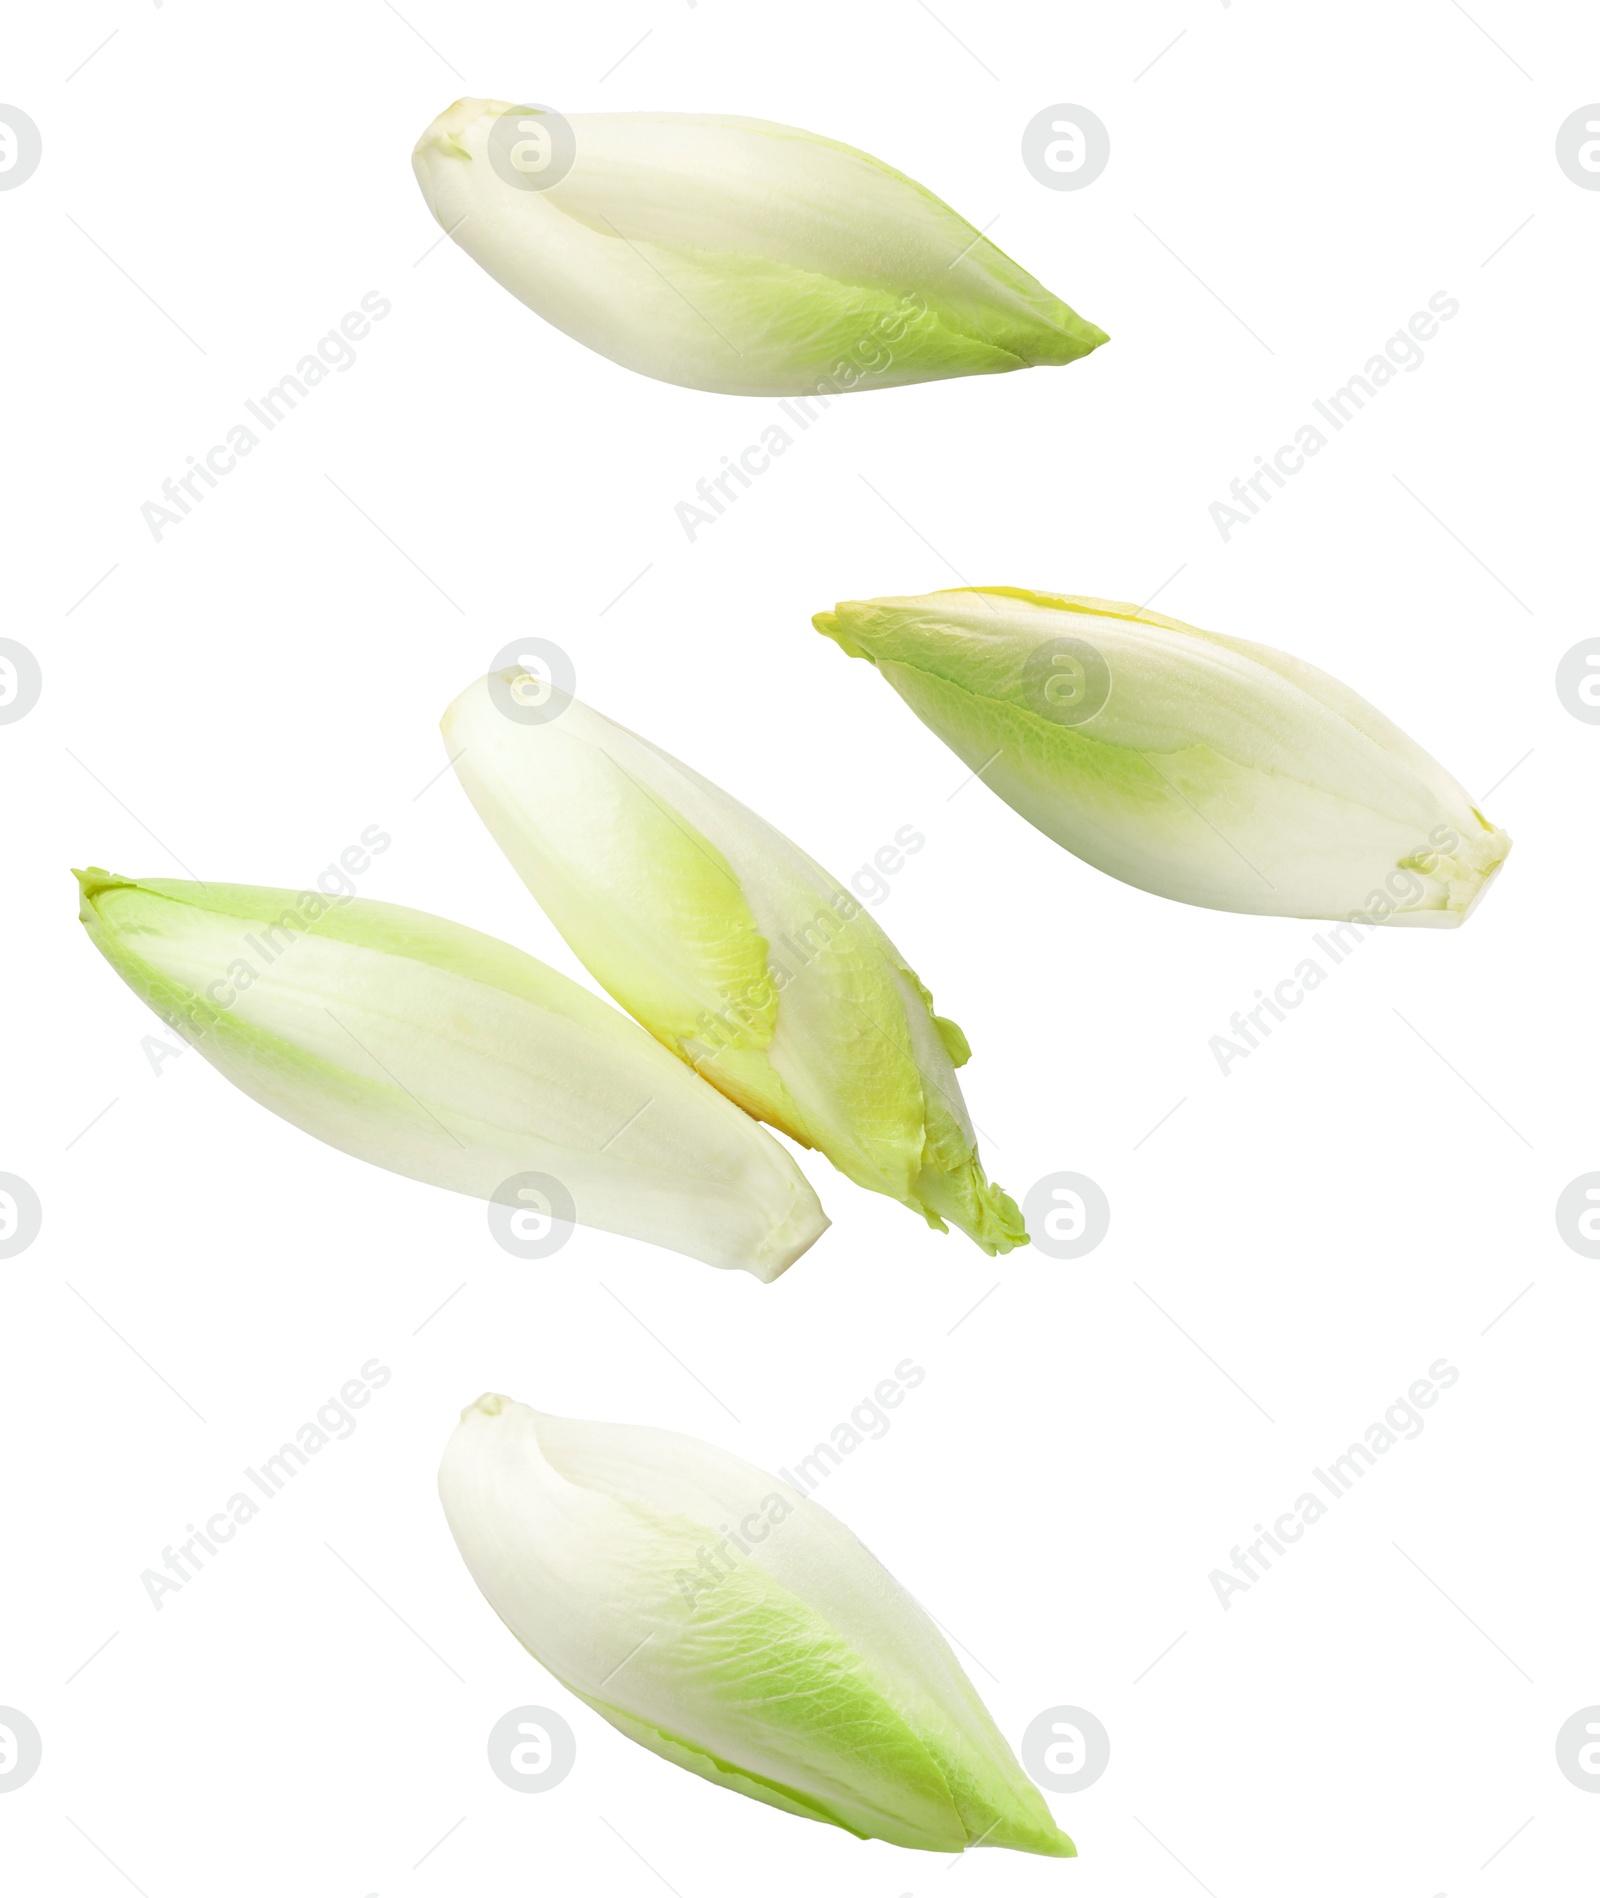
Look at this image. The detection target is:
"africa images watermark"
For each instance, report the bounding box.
[675,292,930,541]
[1209,825,1463,1077]
[1209,291,1459,542]
[675,1358,926,1607]
[140,291,391,541]
[141,1357,392,1609]
[141,825,392,1074]
[682,830,924,1063]
[839,824,925,909]
[1209,1358,1459,1610]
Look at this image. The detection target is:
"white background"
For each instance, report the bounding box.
[3,2,1598,1894]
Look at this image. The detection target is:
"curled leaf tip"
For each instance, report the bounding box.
[811,609,869,660]
[72,865,138,906]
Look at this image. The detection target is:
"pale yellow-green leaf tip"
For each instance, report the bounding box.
[412,96,513,164]
[811,609,870,661]
[72,865,139,915]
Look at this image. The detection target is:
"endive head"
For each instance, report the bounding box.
[442,675,1024,1255]
[815,588,1511,926]
[439,1394,1073,1857]
[411,98,1106,397]
[74,869,827,1277]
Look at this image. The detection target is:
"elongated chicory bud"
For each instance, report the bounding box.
[411,98,1106,397]
[440,1393,1073,1856]
[75,871,826,1276]
[442,680,1024,1253]
[815,589,1511,926]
